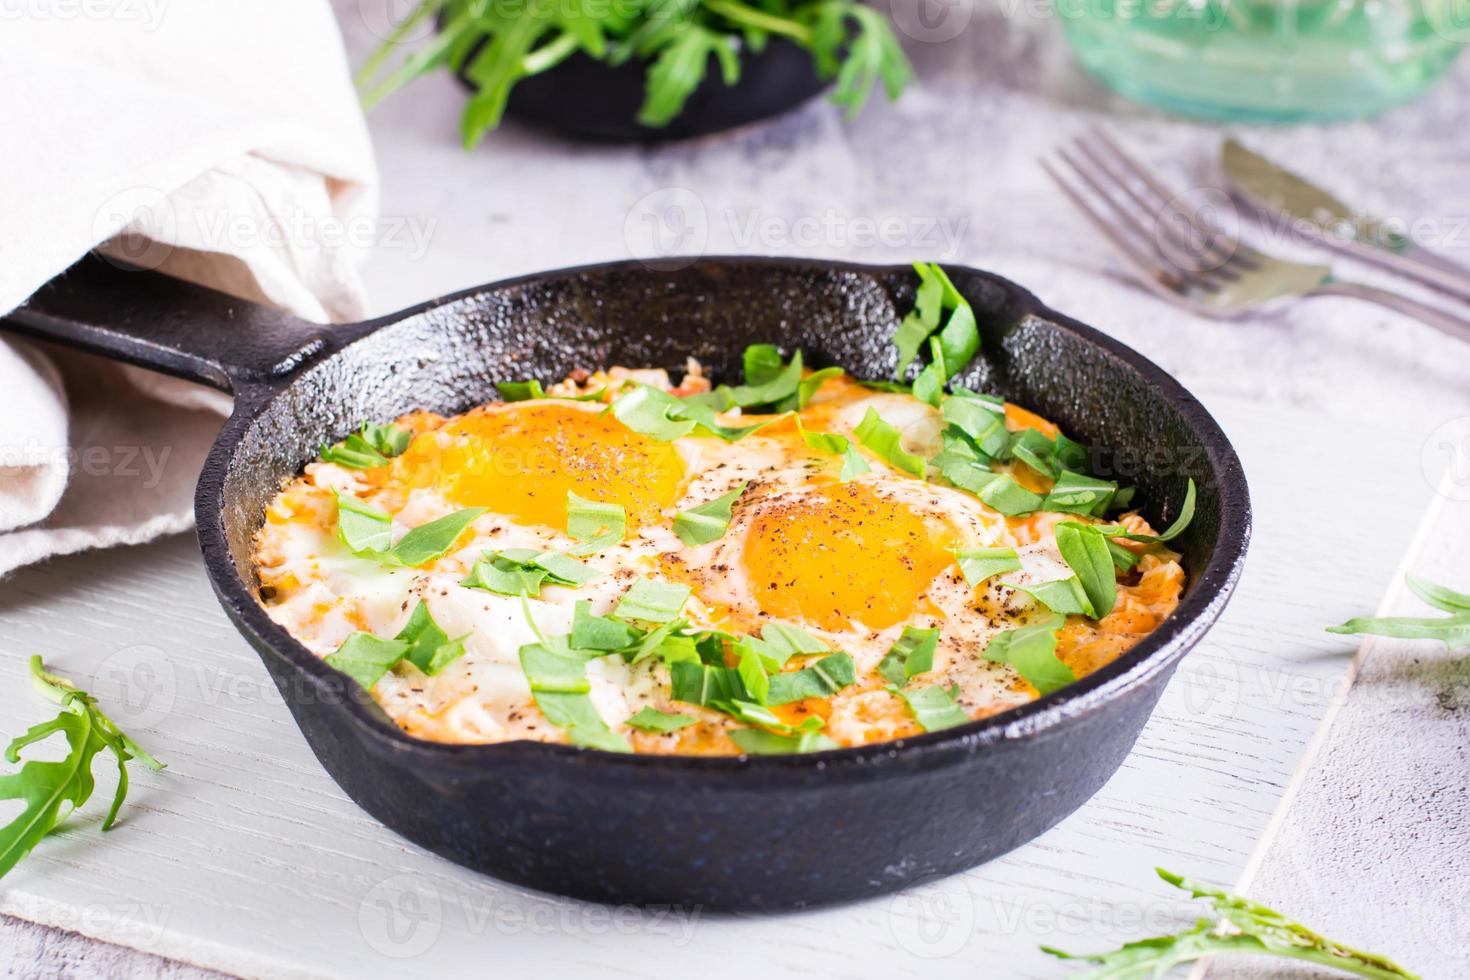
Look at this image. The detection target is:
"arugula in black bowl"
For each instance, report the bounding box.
[358,0,912,144]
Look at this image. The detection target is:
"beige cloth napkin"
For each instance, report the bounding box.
[0,0,378,576]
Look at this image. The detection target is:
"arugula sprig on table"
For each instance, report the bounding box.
[358,0,912,148]
[0,658,164,880]
[1328,574,1470,647]
[1045,868,1418,979]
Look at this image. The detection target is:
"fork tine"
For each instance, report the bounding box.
[1039,156,1186,295]
[1053,145,1223,293]
[1088,127,1261,271]
[1070,134,1243,283]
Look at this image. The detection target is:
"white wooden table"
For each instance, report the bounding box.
[3,2,1468,975]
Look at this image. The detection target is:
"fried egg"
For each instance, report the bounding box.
[253,364,1185,755]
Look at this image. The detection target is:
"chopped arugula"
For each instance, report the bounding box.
[334,493,485,567]
[1043,470,1119,517]
[877,626,938,685]
[889,683,971,732]
[496,379,545,401]
[795,418,870,481]
[397,599,469,675]
[721,700,825,736]
[612,384,699,441]
[1092,479,1197,544]
[853,406,925,478]
[1055,521,1119,618]
[566,491,626,554]
[519,636,631,751]
[1328,574,1470,648]
[740,621,828,671]
[892,262,980,402]
[729,728,838,754]
[328,601,467,686]
[626,707,697,733]
[1044,868,1419,979]
[1006,576,1095,617]
[319,421,412,469]
[614,578,692,623]
[463,549,600,596]
[766,652,855,705]
[360,0,912,148]
[673,483,748,546]
[953,547,1022,588]
[326,633,412,690]
[982,615,1075,695]
[670,661,751,706]
[0,657,164,881]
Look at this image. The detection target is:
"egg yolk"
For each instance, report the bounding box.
[395,402,685,530]
[740,482,956,631]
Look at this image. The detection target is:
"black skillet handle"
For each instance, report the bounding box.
[2,253,334,394]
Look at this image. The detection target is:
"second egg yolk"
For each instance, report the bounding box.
[740,482,956,632]
[395,402,686,531]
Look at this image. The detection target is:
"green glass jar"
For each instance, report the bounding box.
[1057,0,1467,122]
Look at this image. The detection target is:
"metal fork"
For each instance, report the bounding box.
[1042,130,1470,344]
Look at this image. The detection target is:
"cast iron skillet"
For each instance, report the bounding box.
[4,254,1249,911]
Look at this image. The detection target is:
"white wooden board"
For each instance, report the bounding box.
[0,393,1433,978]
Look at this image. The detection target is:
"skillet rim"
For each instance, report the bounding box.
[196,255,1251,776]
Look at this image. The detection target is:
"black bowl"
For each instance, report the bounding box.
[459,38,831,142]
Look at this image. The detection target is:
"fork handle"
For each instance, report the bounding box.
[1314,280,1470,344]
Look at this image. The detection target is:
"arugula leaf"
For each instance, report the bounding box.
[614,578,692,623]
[854,407,925,478]
[0,658,164,880]
[728,347,804,408]
[1094,479,1198,544]
[390,508,487,566]
[977,474,1044,516]
[571,600,642,651]
[638,23,739,126]
[822,3,912,119]
[566,491,627,555]
[1006,576,1095,617]
[612,384,699,441]
[626,707,697,733]
[1406,574,1470,612]
[982,615,1075,695]
[326,633,412,690]
[877,626,938,685]
[396,600,469,675]
[519,637,631,750]
[743,343,784,385]
[766,652,856,705]
[1043,470,1119,517]
[463,549,599,596]
[720,700,825,736]
[1043,867,1419,980]
[673,483,748,546]
[497,379,545,401]
[889,683,971,732]
[335,492,393,553]
[670,661,751,706]
[1008,428,1061,480]
[911,336,949,408]
[1055,522,1118,618]
[742,621,829,671]
[1328,614,1470,648]
[319,421,412,469]
[953,547,1021,587]
[941,389,1009,458]
[891,262,979,397]
[796,418,870,482]
[736,645,771,704]
[729,728,839,754]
